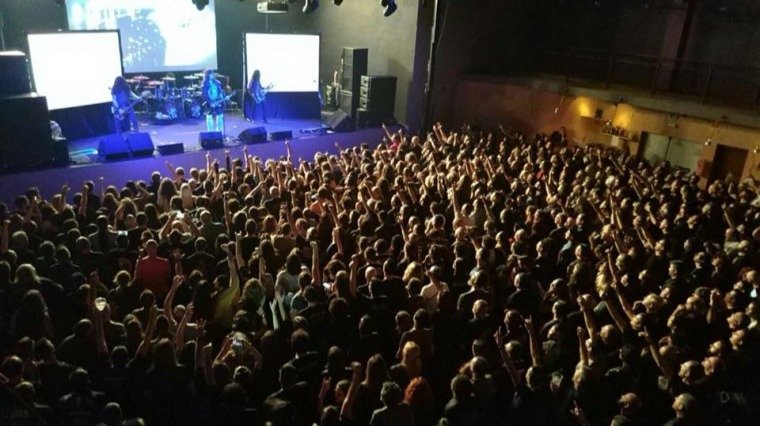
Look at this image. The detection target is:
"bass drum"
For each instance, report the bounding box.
[162,99,180,120]
[185,98,202,119]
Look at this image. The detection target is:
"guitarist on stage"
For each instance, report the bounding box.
[201,69,226,133]
[111,76,142,133]
[246,69,273,123]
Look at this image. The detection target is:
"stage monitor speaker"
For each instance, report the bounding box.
[98,134,130,161]
[199,131,224,150]
[268,130,292,141]
[0,51,32,97]
[0,94,54,171]
[239,127,268,145]
[127,132,155,157]
[329,109,354,132]
[157,143,184,156]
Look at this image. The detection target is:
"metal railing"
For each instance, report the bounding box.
[532,47,760,111]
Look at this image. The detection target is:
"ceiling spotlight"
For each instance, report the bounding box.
[333,0,343,4]
[383,0,397,16]
[303,0,319,13]
[192,0,209,10]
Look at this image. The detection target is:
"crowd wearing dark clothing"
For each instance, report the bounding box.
[1,122,760,426]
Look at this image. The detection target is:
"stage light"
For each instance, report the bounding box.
[192,0,209,10]
[303,0,319,13]
[383,0,397,16]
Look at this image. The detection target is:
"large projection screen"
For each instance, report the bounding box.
[27,31,123,111]
[65,0,218,73]
[245,33,319,93]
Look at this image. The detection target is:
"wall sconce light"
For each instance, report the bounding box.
[704,139,712,146]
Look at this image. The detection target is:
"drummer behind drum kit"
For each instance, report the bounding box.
[125,73,233,123]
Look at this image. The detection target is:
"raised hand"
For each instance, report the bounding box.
[172,274,183,289]
[351,361,363,378]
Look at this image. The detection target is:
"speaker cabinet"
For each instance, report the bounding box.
[199,131,224,150]
[98,134,130,161]
[126,132,154,157]
[0,51,32,97]
[238,127,268,145]
[157,142,184,156]
[359,75,397,118]
[341,48,367,117]
[268,130,292,142]
[339,90,354,116]
[0,94,54,171]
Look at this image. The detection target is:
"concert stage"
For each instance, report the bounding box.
[67,112,326,165]
[0,120,394,205]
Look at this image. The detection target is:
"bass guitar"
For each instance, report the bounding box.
[252,84,274,104]
[202,90,237,114]
[112,96,146,121]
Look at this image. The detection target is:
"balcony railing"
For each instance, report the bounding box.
[532,47,760,111]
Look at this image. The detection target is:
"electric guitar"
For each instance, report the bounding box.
[202,90,236,113]
[112,96,146,121]
[252,84,274,104]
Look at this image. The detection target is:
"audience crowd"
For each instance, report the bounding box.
[1,122,760,425]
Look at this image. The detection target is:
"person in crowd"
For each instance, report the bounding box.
[0,122,758,426]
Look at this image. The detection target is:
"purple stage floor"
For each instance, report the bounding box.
[0,114,394,204]
[67,112,326,164]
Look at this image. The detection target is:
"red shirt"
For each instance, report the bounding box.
[134,255,171,300]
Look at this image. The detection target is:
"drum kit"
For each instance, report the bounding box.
[125,72,232,122]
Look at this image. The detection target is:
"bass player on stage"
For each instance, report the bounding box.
[201,69,227,133]
[111,76,142,133]
[245,69,273,123]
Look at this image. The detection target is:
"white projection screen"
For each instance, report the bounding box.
[245,33,319,93]
[27,31,123,110]
[65,0,218,73]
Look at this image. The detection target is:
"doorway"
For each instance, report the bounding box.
[710,145,748,183]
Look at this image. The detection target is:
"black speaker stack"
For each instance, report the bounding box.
[340,47,368,118]
[0,51,64,171]
[357,75,397,129]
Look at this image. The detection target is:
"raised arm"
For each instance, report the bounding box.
[348,254,359,297]
[524,316,542,368]
[135,306,159,358]
[577,326,589,367]
[311,241,322,287]
[340,362,364,420]
[494,330,521,388]
[577,294,598,336]
[639,329,672,379]
[175,303,193,353]
[164,275,183,330]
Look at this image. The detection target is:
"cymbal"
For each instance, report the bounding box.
[125,78,138,84]
[216,74,228,79]
[162,76,176,81]
[184,75,199,80]
[193,72,205,77]
[132,75,149,81]
[146,80,163,86]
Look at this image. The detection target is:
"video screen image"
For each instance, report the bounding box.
[245,33,320,93]
[28,31,123,110]
[66,0,218,73]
